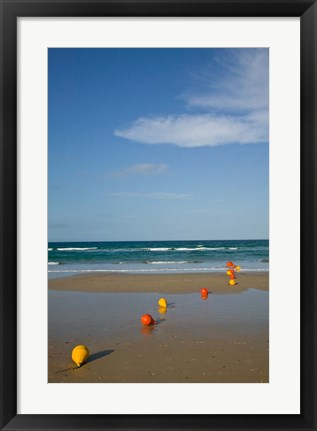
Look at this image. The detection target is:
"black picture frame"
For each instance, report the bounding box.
[0,1,316,430]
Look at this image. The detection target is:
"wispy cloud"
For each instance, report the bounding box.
[189,209,227,216]
[114,112,268,147]
[182,49,269,113]
[108,192,190,199]
[114,49,268,148]
[113,163,168,177]
[49,222,69,229]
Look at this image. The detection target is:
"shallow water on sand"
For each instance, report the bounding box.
[49,289,268,340]
[48,289,268,383]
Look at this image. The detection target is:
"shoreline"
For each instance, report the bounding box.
[48,271,269,294]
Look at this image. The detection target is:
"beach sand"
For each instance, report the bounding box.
[48,272,269,383]
[48,271,268,294]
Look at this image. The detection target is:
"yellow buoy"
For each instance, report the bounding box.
[236,266,241,272]
[71,345,89,367]
[229,279,236,286]
[158,297,167,308]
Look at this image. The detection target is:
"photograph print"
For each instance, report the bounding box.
[48,48,269,383]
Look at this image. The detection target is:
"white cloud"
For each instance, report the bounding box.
[113,163,168,176]
[115,112,268,147]
[183,49,269,113]
[114,49,269,148]
[108,192,190,199]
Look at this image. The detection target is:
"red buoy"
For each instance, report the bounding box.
[140,314,156,326]
[200,288,208,296]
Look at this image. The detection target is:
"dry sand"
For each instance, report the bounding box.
[48,272,269,383]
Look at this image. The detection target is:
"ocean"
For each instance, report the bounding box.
[48,239,269,279]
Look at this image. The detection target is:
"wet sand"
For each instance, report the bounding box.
[48,271,268,294]
[48,272,269,383]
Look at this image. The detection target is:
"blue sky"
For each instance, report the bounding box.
[48,48,269,241]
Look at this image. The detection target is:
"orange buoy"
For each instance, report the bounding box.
[141,314,156,326]
[200,288,208,296]
[226,270,232,276]
[229,273,235,279]
[226,261,234,267]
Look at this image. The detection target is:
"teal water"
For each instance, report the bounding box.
[48,239,269,278]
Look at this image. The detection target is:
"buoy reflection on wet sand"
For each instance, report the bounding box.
[141,326,155,336]
[158,306,167,315]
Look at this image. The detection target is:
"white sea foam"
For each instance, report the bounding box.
[48,268,215,273]
[48,266,268,274]
[48,262,59,265]
[239,268,268,272]
[173,247,225,251]
[48,248,53,251]
[146,247,171,251]
[146,246,227,252]
[146,261,188,264]
[200,247,222,251]
[53,245,234,253]
[56,247,98,251]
